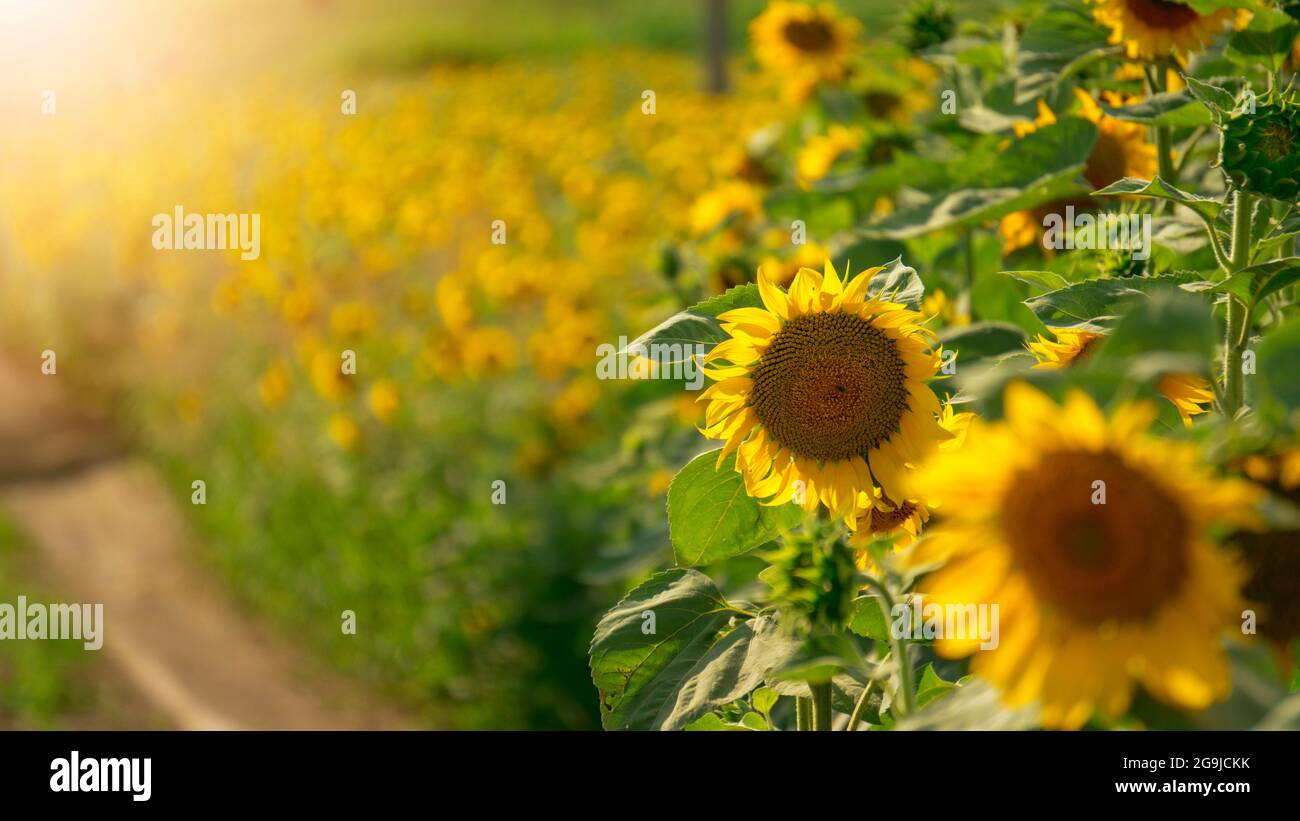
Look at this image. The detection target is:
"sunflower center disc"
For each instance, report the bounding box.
[1126,0,1200,29]
[1001,450,1189,623]
[749,311,909,463]
[782,19,835,52]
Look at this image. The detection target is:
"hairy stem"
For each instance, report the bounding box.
[1223,190,1255,416]
[796,696,811,731]
[810,681,833,731]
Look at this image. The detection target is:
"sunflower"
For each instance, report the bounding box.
[1027,326,1105,368]
[699,261,949,524]
[1029,326,1215,426]
[908,382,1260,728]
[750,1,861,99]
[849,402,974,564]
[999,91,1155,254]
[795,124,864,186]
[1157,372,1215,427]
[1090,0,1250,61]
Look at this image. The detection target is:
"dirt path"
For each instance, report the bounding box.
[0,355,413,729]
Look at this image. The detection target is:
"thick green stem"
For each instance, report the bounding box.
[1223,190,1255,416]
[810,681,833,731]
[1156,124,1176,185]
[796,696,811,731]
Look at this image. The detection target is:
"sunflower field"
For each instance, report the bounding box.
[1,0,1299,734]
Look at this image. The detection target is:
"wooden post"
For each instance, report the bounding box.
[704,0,728,93]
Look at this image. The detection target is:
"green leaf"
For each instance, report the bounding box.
[972,271,1050,335]
[864,120,1097,239]
[847,594,891,642]
[652,614,802,731]
[1255,316,1300,427]
[896,679,1039,730]
[1183,76,1236,124]
[1092,175,1223,222]
[1014,4,1114,103]
[939,322,1030,363]
[683,713,756,731]
[1090,288,1217,373]
[589,568,747,730]
[1024,273,1205,325]
[1210,257,1300,307]
[864,256,924,309]
[1226,7,1300,73]
[751,686,779,715]
[668,450,802,567]
[1098,90,1213,128]
[766,633,865,685]
[621,285,761,363]
[915,664,958,708]
[688,283,762,318]
[1000,269,1070,294]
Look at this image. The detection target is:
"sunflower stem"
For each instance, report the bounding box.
[861,575,917,717]
[1156,124,1176,186]
[810,680,833,730]
[1223,189,1255,417]
[846,674,880,731]
[962,227,976,293]
[796,696,812,730]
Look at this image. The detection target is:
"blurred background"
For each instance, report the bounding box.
[0,0,964,729]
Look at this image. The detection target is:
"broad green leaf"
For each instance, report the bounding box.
[972,271,1050,335]
[864,256,924,309]
[653,614,802,731]
[1209,257,1300,307]
[864,120,1097,239]
[1226,7,1300,73]
[621,285,761,364]
[589,568,747,730]
[1024,273,1206,325]
[1091,289,1216,372]
[766,633,865,685]
[1255,316,1300,427]
[895,679,1039,730]
[1098,90,1212,128]
[1014,4,1114,103]
[1092,175,1222,222]
[668,450,802,567]
[938,322,1030,363]
[765,666,876,715]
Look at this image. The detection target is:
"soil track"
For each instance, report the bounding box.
[0,354,412,729]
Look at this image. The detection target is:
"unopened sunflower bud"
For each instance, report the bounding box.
[1221,90,1300,202]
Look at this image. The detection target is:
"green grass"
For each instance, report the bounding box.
[0,518,96,729]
